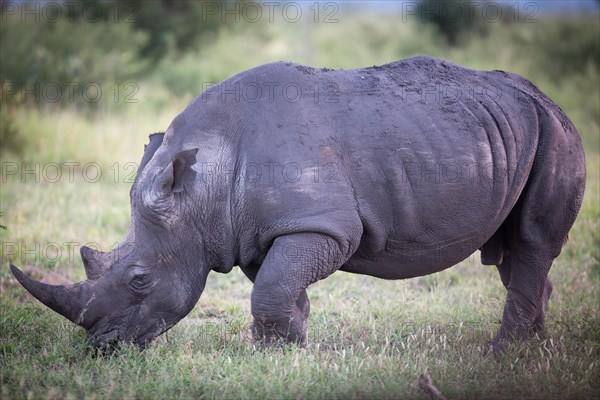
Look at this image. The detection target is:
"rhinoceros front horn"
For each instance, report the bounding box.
[10,264,87,324]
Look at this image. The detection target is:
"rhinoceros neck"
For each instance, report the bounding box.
[187,142,238,274]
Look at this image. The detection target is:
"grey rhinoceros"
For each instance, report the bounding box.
[11,56,585,353]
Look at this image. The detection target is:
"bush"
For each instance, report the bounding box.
[527,16,600,80]
[0,3,148,108]
[415,0,489,46]
[0,82,23,155]
[0,0,258,107]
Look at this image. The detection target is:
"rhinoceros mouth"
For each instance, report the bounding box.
[88,327,122,353]
[134,319,176,348]
[88,319,175,352]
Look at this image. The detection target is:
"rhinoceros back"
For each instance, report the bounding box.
[178,56,582,276]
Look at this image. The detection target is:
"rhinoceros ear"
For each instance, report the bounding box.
[154,149,198,195]
[138,132,165,176]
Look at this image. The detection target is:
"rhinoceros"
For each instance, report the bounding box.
[11,56,585,353]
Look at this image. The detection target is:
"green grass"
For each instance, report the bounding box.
[1,11,599,400]
[1,259,599,399]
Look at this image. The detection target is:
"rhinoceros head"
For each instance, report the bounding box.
[11,135,211,350]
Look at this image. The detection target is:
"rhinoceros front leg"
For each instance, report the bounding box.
[250,232,352,346]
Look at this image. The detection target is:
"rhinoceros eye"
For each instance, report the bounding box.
[130,273,151,291]
[128,267,152,293]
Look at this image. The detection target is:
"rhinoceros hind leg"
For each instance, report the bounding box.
[492,255,552,352]
[532,278,553,333]
[490,109,584,353]
[495,254,512,288]
[491,251,553,353]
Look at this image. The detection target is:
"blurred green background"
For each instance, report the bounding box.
[0,0,600,276]
[1,2,599,399]
[1,0,598,252]
[1,0,598,162]
[0,0,598,299]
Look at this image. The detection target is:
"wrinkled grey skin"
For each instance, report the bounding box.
[11,56,585,353]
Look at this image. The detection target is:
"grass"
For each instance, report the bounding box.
[1,10,599,400]
[2,259,599,399]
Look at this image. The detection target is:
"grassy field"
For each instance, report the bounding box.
[1,10,599,400]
